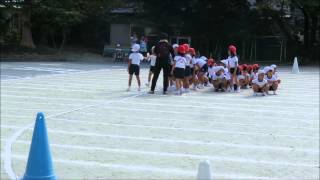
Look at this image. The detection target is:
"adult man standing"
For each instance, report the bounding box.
[149,33,174,94]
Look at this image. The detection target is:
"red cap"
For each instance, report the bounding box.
[242,64,248,70]
[207,58,214,66]
[247,65,253,71]
[178,45,186,54]
[238,65,243,71]
[188,48,195,56]
[228,45,237,54]
[182,44,190,52]
[253,64,260,70]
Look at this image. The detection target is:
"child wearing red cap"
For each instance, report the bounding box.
[171,45,187,95]
[207,58,216,84]
[238,64,250,89]
[250,64,260,85]
[225,45,240,93]
[183,44,192,93]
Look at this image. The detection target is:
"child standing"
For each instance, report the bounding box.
[171,45,187,95]
[127,44,146,91]
[252,70,268,96]
[183,46,192,93]
[226,45,240,92]
[146,46,157,87]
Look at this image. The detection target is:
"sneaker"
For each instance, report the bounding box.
[266,91,270,95]
[197,84,204,89]
[163,91,168,95]
[181,88,185,93]
[204,83,211,87]
[192,85,197,91]
[214,88,219,92]
[262,92,267,96]
[236,87,240,93]
[227,87,232,92]
[253,92,258,96]
[126,87,131,91]
[145,82,150,87]
[273,91,277,95]
[184,88,190,93]
[169,85,176,91]
[174,90,181,95]
[138,87,141,91]
[148,91,155,94]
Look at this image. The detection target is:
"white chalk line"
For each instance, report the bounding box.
[2,83,318,94]
[123,99,317,112]
[3,92,144,180]
[1,154,279,180]
[44,117,318,140]
[2,94,318,114]
[2,125,318,154]
[1,139,317,168]
[2,79,318,93]
[2,92,318,108]
[2,91,318,118]
[88,106,319,124]
[66,111,318,128]
[0,68,110,83]
[2,114,317,131]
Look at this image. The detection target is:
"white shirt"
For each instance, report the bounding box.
[148,55,157,66]
[238,73,250,80]
[252,78,267,87]
[211,72,225,80]
[185,54,192,67]
[224,68,231,80]
[129,52,144,65]
[196,58,207,68]
[174,55,187,69]
[274,72,279,80]
[265,75,277,83]
[208,66,216,77]
[226,56,238,68]
[190,57,197,68]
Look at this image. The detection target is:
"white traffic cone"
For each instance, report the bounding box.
[292,57,300,74]
[197,160,213,180]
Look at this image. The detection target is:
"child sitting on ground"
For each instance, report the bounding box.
[252,70,268,96]
[264,66,279,95]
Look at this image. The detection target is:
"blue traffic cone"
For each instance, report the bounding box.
[23,112,56,180]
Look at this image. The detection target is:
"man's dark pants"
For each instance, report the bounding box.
[151,58,170,92]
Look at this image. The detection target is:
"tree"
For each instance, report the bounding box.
[1,0,122,50]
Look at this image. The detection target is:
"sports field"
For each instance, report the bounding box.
[1,62,319,179]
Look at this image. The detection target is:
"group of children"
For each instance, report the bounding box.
[127,43,281,96]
